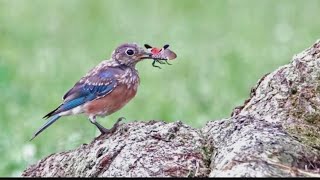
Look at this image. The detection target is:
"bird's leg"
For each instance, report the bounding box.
[89,116,124,134]
[89,116,108,134]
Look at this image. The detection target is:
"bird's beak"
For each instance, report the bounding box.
[138,51,154,60]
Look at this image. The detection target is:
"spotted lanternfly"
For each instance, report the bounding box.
[144,44,177,69]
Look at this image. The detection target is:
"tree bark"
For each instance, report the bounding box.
[22,40,320,177]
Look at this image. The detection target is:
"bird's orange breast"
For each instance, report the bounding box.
[84,84,137,116]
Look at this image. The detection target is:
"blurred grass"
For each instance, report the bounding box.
[1,0,320,176]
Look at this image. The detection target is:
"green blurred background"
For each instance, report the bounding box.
[1,0,320,176]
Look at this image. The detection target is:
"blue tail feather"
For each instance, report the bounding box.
[30,114,61,141]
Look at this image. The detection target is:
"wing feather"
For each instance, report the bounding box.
[44,66,122,118]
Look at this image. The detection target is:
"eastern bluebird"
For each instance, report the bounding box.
[31,43,162,140]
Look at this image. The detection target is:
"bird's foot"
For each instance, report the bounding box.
[109,117,125,134]
[96,117,125,135]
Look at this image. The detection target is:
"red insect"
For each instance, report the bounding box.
[144,44,177,69]
[149,46,163,54]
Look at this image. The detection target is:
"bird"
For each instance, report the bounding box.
[31,43,157,140]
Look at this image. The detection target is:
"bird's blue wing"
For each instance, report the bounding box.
[44,67,121,118]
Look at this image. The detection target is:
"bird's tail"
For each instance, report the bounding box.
[30,114,61,141]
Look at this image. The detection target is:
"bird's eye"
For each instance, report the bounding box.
[125,49,134,56]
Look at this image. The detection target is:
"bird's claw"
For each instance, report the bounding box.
[93,117,124,135]
[107,117,124,134]
[116,117,125,124]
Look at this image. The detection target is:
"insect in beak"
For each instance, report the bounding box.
[144,44,177,69]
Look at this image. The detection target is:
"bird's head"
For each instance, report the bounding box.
[111,43,154,66]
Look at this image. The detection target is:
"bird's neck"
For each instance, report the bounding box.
[116,63,140,91]
[109,59,136,69]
